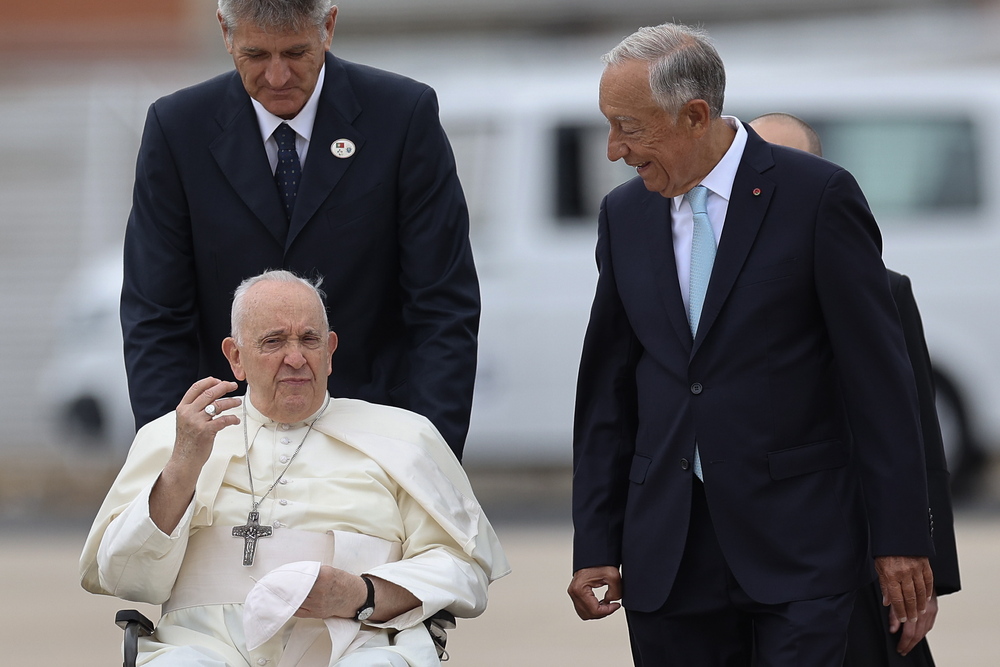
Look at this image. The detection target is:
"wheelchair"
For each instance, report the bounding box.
[115,608,456,666]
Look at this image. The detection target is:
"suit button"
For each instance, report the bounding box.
[680,458,690,470]
[690,383,703,395]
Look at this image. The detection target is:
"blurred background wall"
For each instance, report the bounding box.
[2,0,1000,516]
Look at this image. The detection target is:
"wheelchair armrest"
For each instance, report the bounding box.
[116,609,154,667]
[424,610,457,661]
[115,609,155,634]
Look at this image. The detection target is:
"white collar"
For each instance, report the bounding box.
[672,115,747,210]
[244,390,332,428]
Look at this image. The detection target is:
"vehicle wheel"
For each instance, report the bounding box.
[61,396,106,447]
[933,376,980,479]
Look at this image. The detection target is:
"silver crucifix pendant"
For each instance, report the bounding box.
[232,510,272,566]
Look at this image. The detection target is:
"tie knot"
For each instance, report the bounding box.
[273,123,297,150]
[684,185,709,215]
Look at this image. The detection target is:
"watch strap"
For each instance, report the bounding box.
[355,575,375,621]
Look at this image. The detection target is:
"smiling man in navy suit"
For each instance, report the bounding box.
[567,23,934,666]
[121,0,479,458]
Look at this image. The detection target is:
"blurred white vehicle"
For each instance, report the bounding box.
[721,66,1000,478]
[42,251,134,454]
[42,39,1000,478]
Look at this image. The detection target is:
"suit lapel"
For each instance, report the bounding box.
[641,192,693,352]
[692,133,775,355]
[210,74,288,245]
[286,53,366,250]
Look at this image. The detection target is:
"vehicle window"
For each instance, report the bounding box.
[446,121,499,237]
[554,124,635,224]
[811,117,981,220]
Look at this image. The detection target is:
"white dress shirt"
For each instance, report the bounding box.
[670,116,748,312]
[251,65,326,174]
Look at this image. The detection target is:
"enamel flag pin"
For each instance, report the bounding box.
[331,139,356,159]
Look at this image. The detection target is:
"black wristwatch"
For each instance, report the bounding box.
[355,575,376,622]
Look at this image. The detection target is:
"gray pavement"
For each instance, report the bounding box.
[2,464,998,665]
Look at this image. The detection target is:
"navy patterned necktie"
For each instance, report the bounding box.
[273,123,301,221]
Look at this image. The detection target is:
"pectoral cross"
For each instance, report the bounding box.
[233,510,272,566]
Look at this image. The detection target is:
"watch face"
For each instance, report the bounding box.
[356,606,374,622]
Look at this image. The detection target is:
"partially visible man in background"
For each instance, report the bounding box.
[747,113,823,157]
[121,0,479,458]
[750,111,961,666]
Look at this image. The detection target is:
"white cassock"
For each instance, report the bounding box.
[80,395,509,667]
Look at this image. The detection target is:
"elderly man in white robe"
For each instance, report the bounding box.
[80,270,509,667]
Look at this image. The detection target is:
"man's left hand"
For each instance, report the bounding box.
[888,590,939,656]
[874,555,934,632]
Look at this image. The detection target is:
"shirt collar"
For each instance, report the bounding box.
[244,390,332,428]
[672,116,748,211]
[250,63,326,144]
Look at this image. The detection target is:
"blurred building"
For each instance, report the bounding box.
[0,0,200,56]
[0,0,986,56]
[0,0,997,469]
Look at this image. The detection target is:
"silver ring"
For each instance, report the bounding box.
[204,403,217,416]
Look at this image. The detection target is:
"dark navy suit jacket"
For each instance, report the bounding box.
[121,52,479,458]
[886,271,960,596]
[842,271,960,666]
[572,127,934,611]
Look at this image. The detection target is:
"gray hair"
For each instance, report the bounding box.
[231,269,329,344]
[603,23,726,118]
[218,0,334,42]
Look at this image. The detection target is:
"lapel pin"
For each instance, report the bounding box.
[752,188,761,196]
[331,139,356,159]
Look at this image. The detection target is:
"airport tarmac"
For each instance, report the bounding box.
[2,466,998,665]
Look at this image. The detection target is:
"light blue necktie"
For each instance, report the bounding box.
[684,185,716,480]
[686,185,717,338]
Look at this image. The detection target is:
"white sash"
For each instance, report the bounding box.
[163,527,403,666]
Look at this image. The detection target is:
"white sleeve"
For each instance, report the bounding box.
[361,490,490,630]
[96,482,197,604]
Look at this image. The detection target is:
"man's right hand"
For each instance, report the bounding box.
[171,377,241,472]
[150,378,240,534]
[568,566,623,620]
